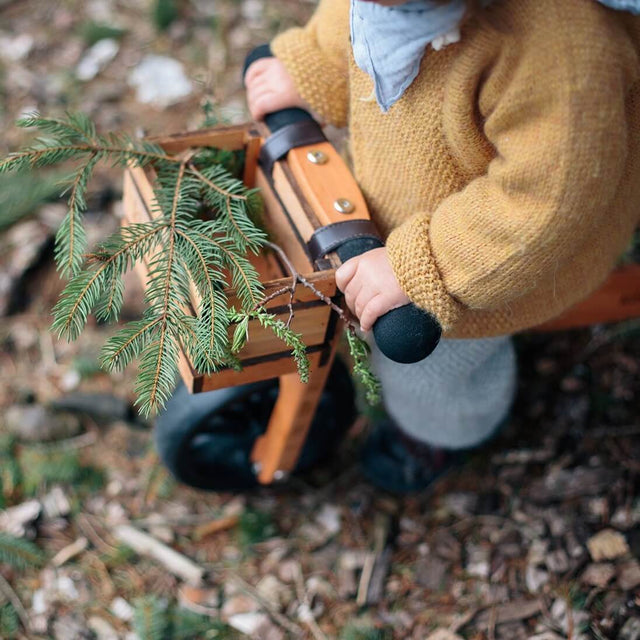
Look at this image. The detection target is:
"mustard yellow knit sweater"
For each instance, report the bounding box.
[272,0,640,338]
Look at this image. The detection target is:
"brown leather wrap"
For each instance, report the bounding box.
[259,120,326,175]
[307,219,382,263]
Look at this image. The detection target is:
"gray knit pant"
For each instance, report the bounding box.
[369,336,517,450]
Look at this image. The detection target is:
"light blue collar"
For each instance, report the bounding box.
[598,0,640,12]
[351,0,640,114]
[350,0,466,113]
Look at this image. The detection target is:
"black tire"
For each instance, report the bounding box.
[154,358,356,491]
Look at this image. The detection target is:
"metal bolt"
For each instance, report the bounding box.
[252,462,262,475]
[334,198,355,214]
[307,150,328,165]
[272,470,290,482]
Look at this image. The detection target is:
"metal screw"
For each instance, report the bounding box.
[334,198,355,214]
[273,470,290,482]
[252,462,262,475]
[307,150,328,165]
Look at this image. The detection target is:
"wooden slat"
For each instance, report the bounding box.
[250,346,337,483]
[287,142,371,227]
[197,355,301,392]
[537,264,640,331]
[255,167,314,275]
[148,125,253,154]
[243,134,262,188]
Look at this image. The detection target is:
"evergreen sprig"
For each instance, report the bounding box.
[0,533,46,571]
[346,328,381,405]
[2,112,380,415]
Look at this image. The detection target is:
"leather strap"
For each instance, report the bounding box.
[259,120,326,175]
[307,220,382,263]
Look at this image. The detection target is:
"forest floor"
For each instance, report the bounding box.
[1,1,639,639]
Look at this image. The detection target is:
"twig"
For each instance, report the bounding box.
[265,241,357,329]
[113,524,206,586]
[27,430,97,452]
[293,563,329,640]
[254,286,294,311]
[225,571,305,637]
[76,513,117,554]
[51,536,88,567]
[0,573,30,634]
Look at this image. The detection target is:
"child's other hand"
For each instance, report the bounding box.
[244,58,308,121]
[335,247,411,332]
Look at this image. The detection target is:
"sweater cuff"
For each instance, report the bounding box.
[271,30,348,129]
[386,215,464,333]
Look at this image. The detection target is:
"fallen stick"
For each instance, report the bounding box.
[0,574,30,634]
[113,524,205,586]
[51,536,88,567]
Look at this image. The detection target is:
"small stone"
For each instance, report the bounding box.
[228,612,270,635]
[315,504,341,536]
[128,55,193,107]
[580,563,616,588]
[0,33,34,61]
[111,597,134,621]
[76,38,119,81]
[618,561,640,591]
[466,544,491,579]
[587,529,630,561]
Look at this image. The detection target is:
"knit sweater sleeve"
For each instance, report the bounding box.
[386,8,639,333]
[270,0,350,128]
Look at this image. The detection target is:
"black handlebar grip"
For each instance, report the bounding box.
[244,47,441,363]
[334,239,441,363]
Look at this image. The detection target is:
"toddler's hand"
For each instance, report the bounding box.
[335,247,410,332]
[244,57,308,121]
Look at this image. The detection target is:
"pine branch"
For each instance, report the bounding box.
[0,533,45,571]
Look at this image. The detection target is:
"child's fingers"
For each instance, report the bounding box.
[244,58,270,86]
[335,258,358,292]
[359,294,388,332]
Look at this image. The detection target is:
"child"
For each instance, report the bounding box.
[245,0,640,492]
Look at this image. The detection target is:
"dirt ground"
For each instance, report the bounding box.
[1,1,639,639]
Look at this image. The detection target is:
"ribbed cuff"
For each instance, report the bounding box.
[271,30,348,129]
[386,215,463,333]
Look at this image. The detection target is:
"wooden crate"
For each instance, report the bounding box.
[121,124,340,394]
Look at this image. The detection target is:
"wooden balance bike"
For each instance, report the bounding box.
[121,48,640,492]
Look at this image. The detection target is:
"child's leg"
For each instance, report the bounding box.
[370,336,516,449]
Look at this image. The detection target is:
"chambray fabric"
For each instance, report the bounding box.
[597,0,640,13]
[350,0,466,112]
[370,336,516,450]
[351,0,640,114]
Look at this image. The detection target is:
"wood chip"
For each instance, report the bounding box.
[618,561,640,591]
[587,529,630,562]
[194,514,239,540]
[580,563,616,588]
